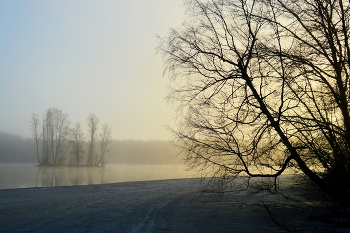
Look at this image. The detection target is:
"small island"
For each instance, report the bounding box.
[30,108,112,167]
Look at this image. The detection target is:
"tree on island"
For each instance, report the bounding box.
[159,0,350,204]
[41,108,70,165]
[86,113,99,165]
[70,122,85,165]
[98,123,113,166]
[30,113,41,164]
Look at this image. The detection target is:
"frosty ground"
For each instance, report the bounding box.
[0,176,344,233]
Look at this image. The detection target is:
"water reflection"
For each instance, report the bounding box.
[36,166,105,187]
[0,164,189,189]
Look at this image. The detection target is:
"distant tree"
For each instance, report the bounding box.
[41,117,49,164]
[42,108,70,164]
[159,0,350,204]
[98,123,112,165]
[30,113,41,165]
[86,114,99,165]
[70,122,85,165]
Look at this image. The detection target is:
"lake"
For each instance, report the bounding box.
[0,163,189,190]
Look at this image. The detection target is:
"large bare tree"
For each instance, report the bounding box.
[159,0,350,203]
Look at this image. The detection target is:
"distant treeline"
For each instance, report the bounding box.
[0,132,36,163]
[108,140,180,164]
[0,132,181,165]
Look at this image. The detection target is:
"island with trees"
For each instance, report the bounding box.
[30,108,112,167]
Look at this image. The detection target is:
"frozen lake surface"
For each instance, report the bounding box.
[0,177,338,233]
[0,163,188,189]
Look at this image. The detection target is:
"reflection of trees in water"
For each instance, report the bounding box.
[86,167,105,184]
[38,167,67,187]
[36,166,105,187]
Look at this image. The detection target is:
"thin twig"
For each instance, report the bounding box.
[261,201,295,232]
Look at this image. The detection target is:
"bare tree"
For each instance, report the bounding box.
[159,0,350,203]
[30,113,41,165]
[42,110,52,165]
[42,108,70,165]
[98,123,112,166]
[86,114,99,165]
[70,122,85,165]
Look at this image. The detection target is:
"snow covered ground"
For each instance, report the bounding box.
[0,177,344,232]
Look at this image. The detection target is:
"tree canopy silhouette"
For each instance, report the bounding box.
[159,0,350,203]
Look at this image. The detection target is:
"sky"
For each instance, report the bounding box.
[0,0,185,140]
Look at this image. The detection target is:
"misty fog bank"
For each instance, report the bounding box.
[107,139,180,164]
[0,132,181,165]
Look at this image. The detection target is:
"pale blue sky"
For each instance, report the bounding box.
[0,0,185,140]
